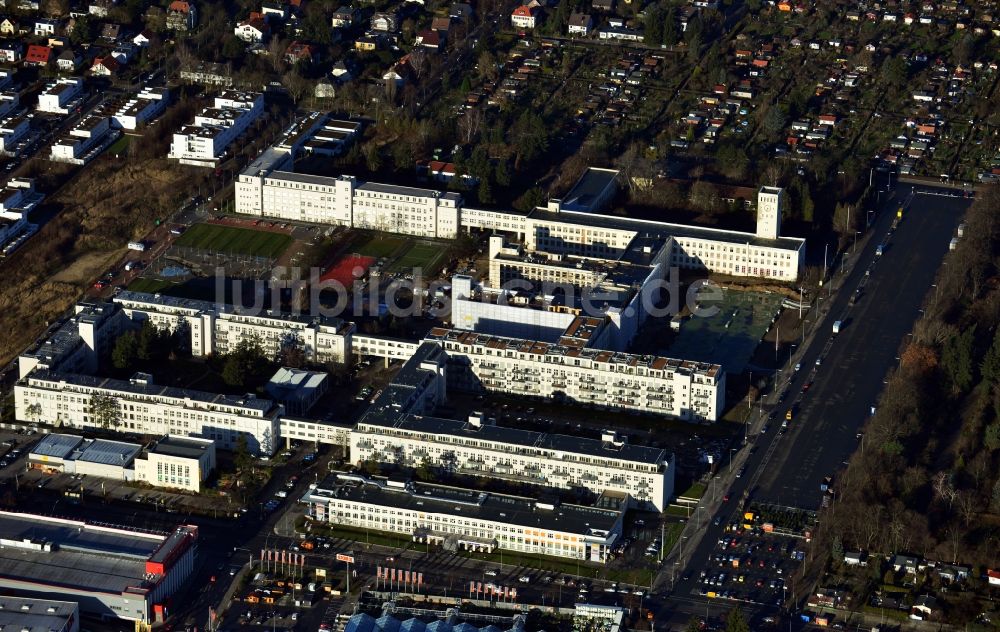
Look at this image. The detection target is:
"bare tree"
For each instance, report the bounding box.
[457,108,482,144]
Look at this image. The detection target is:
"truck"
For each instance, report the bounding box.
[124,261,140,272]
[875,244,884,257]
[832,320,842,334]
[127,241,146,252]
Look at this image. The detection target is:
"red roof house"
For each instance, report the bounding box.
[25,44,52,66]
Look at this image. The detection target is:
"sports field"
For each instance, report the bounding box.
[355,234,408,259]
[174,224,293,258]
[390,243,445,273]
[321,254,376,286]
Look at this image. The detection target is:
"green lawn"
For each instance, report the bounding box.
[390,243,446,273]
[108,135,131,156]
[174,224,293,258]
[679,482,706,499]
[127,277,176,294]
[355,234,408,259]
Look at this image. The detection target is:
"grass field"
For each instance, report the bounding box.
[108,135,131,156]
[354,234,408,259]
[128,277,176,294]
[390,243,445,273]
[174,224,293,258]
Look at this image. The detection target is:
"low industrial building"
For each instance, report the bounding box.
[302,474,625,563]
[0,596,80,632]
[28,433,141,479]
[0,511,197,623]
[134,435,216,492]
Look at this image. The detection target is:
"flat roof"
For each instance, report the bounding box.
[150,436,214,459]
[359,413,666,465]
[561,167,619,212]
[307,476,622,536]
[72,438,141,466]
[0,511,166,594]
[0,596,78,632]
[29,433,84,459]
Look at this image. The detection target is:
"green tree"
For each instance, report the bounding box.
[991,478,1000,513]
[984,423,1000,452]
[415,456,433,481]
[91,393,121,430]
[136,320,167,361]
[981,329,1000,383]
[942,326,976,394]
[763,105,786,135]
[644,5,664,44]
[477,178,495,204]
[222,35,246,60]
[112,331,139,370]
[725,607,749,632]
[508,111,549,169]
[70,15,95,45]
[685,616,702,632]
[514,186,546,212]
[234,434,254,483]
[222,335,268,388]
[663,6,677,46]
[494,160,511,187]
[24,403,42,423]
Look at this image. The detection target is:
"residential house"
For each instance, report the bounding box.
[430,16,451,32]
[592,0,613,10]
[56,48,82,71]
[843,551,867,566]
[449,2,473,21]
[988,569,1000,586]
[0,41,22,63]
[90,56,120,76]
[331,6,358,27]
[511,5,537,28]
[261,1,290,21]
[89,0,113,16]
[330,59,352,81]
[382,58,414,87]
[568,12,593,35]
[34,18,60,37]
[936,564,969,582]
[415,29,442,49]
[0,19,17,36]
[370,11,399,32]
[354,35,379,50]
[167,0,198,31]
[284,41,316,64]
[234,17,269,42]
[111,44,136,64]
[24,45,53,67]
[315,77,336,98]
[891,554,920,575]
[100,22,121,41]
[18,0,39,10]
[817,114,838,126]
[133,30,152,47]
[910,595,937,620]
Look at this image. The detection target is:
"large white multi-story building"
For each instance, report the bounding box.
[50,114,117,164]
[237,171,462,239]
[168,91,263,166]
[303,474,625,563]
[36,77,84,114]
[112,86,169,130]
[114,291,355,364]
[134,435,217,492]
[426,326,724,422]
[15,370,282,455]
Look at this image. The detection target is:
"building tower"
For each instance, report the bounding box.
[756,186,784,240]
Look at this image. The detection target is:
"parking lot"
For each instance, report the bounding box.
[690,522,805,607]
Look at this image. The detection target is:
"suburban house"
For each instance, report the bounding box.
[100,22,121,42]
[33,18,60,37]
[892,554,921,575]
[235,17,270,42]
[167,0,198,31]
[331,60,353,82]
[910,595,937,620]
[383,58,415,87]
[415,29,442,49]
[331,6,358,27]
[568,12,593,35]
[370,11,399,32]
[90,56,121,76]
[935,564,970,582]
[24,45,52,67]
[592,0,614,10]
[430,16,451,32]
[450,2,473,21]
[988,569,1000,586]
[0,41,22,63]
[56,48,82,71]
[354,35,379,51]
[843,551,867,567]
[133,30,152,47]
[284,41,316,64]
[511,5,538,29]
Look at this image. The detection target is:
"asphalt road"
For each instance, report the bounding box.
[754,182,970,510]
[652,179,971,629]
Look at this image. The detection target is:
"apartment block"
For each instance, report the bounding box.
[36,77,84,114]
[15,371,282,455]
[18,301,127,379]
[168,91,263,166]
[112,87,169,130]
[0,113,29,153]
[425,327,725,422]
[113,291,355,364]
[303,474,625,562]
[50,114,118,164]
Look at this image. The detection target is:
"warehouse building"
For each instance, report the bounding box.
[0,511,197,623]
[0,596,80,632]
[302,474,625,563]
[28,433,141,479]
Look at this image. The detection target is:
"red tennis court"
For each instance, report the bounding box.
[320,254,376,286]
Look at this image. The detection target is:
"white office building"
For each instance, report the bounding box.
[112,86,169,130]
[114,291,355,364]
[15,371,282,455]
[303,474,626,563]
[36,77,84,114]
[236,171,462,239]
[168,91,263,166]
[134,435,217,492]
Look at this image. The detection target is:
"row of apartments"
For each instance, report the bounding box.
[168,91,263,166]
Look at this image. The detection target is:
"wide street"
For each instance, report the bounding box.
[651,180,971,629]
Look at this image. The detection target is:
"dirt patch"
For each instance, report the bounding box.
[0,158,209,367]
